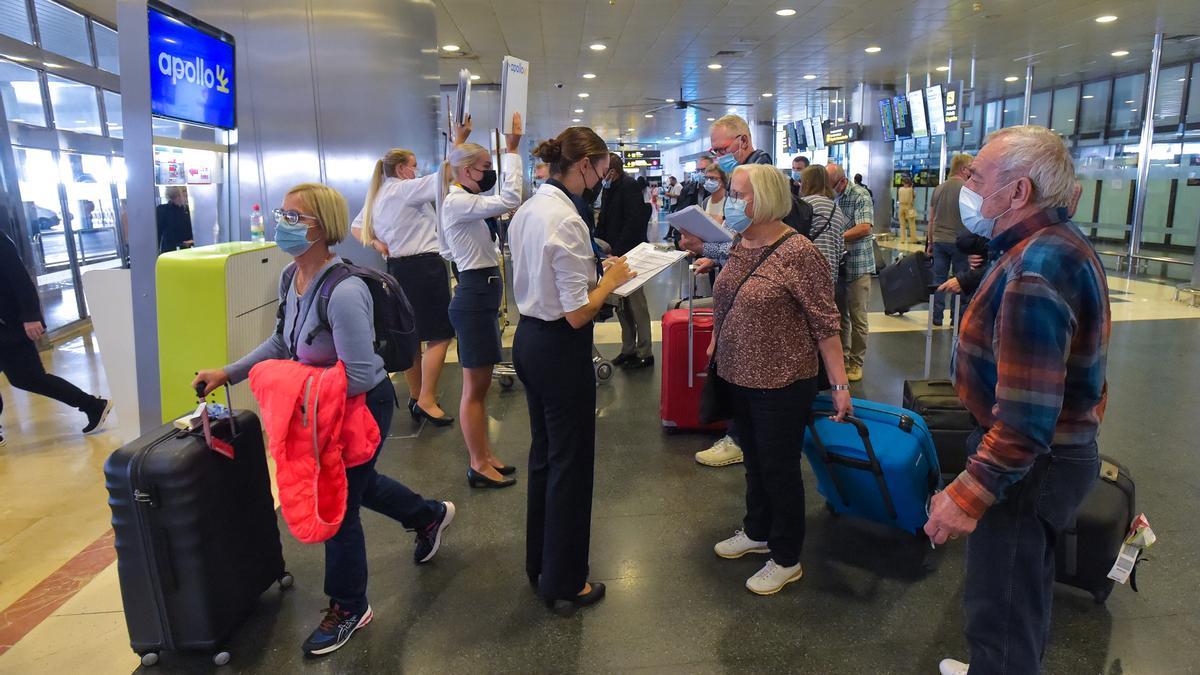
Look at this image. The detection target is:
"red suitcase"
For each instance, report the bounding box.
[660,301,726,433]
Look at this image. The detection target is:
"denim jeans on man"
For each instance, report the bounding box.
[932,241,969,323]
[325,379,440,612]
[963,428,1099,674]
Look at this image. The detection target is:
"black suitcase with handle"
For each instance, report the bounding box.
[878,251,933,315]
[1056,455,1137,604]
[104,395,291,667]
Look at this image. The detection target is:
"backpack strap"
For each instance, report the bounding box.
[275,262,299,336]
[304,261,354,346]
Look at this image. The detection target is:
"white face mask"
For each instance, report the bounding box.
[959,179,1018,237]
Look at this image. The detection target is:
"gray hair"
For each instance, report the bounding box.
[985,126,1076,209]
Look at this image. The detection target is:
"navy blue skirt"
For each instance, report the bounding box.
[448,267,502,368]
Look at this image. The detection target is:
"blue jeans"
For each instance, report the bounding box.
[963,429,1099,674]
[325,379,439,612]
[932,241,968,323]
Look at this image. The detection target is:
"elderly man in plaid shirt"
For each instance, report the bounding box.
[928,126,1111,675]
[825,164,874,382]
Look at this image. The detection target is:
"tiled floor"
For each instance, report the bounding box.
[0,259,1197,674]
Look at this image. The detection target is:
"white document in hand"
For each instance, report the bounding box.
[667,205,733,243]
[499,56,529,133]
[455,69,471,124]
[611,242,689,297]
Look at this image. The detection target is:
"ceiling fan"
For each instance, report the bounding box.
[608,86,753,114]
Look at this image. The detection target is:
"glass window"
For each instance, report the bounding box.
[1051,86,1079,136]
[1110,73,1146,132]
[60,152,121,275]
[16,146,83,330]
[1188,63,1200,125]
[93,22,119,74]
[1154,65,1186,127]
[0,0,34,43]
[1079,80,1111,134]
[0,60,46,126]
[1002,97,1024,127]
[1028,91,1051,126]
[984,100,1002,135]
[34,0,92,66]
[103,90,122,138]
[46,74,101,134]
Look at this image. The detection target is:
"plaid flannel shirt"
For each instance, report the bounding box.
[836,183,875,279]
[947,208,1111,519]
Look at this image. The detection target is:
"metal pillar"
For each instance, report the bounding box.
[1130,32,1164,260]
[1022,63,1034,125]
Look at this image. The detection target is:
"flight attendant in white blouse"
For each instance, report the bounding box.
[440,113,523,489]
[508,126,634,615]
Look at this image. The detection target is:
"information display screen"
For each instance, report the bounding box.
[794,119,809,149]
[943,81,963,132]
[906,89,929,138]
[878,98,896,142]
[892,95,913,138]
[623,149,661,169]
[925,85,946,137]
[148,4,236,129]
[806,118,825,150]
[824,122,861,145]
[786,122,802,151]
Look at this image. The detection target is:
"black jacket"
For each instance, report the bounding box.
[0,231,43,341]
[156,202,194,253]
[596,174,649,256]
[953,230,991,295]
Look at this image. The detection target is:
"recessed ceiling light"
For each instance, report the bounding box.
[1095,15,1118,23]
[582,73,596,79]
[574,108,584,113]
[665,98,675,103]
[1029,115,1038,119]
[1067,118,1075,122]
[936,66,950,72]
[762,92,773,97]
[1130,108,1137,112]
[776,9,797,17]
[864,46,882,54]
[1111,50,1129,57]
[708,63,723,70]
[1003,109,1009,113]
[1005,76,1019,82]
[441,44,460,52]
[1124,99,1134,104]
[589,43,607,51]
[469,74,481,81]
[728,107,737,113]
[1082,94,1094,99]
[572,118,581,123]
[628,127,635,131]
[675,132,682,135]
[645,113,654,118]
[578,92,589,98]
[706,117,716,121]
[803,74,817,80]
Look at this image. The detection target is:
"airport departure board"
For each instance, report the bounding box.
[879,97,896,142]
[925,85,946,137]
[907,89,929,138]
[892,95,913,138]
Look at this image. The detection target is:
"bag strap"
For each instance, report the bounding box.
[713,231,797,352]
[275,262,299,336]
[305,262,355,346]
[808,202,836,241]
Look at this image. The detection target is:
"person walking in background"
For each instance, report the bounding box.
[0,232,111,446]
[926,154,973,325]
[853,173,874,200]
[707,163,851,595]
[897,176,918,245]
[156,185,193,253]
[440,113,524,489]
[826,164,874,383]
[597,153,654,370]
[353,120,472,427]
[665,176,682,212]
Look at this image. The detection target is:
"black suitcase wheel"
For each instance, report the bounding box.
[213,651,231,666]
[140,652,159,667]
[279,572,295,590]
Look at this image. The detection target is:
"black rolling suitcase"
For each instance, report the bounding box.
[903,293,976,477]
[1056,456,1137,604]
[878,251,933,315]
[104,391,291,667]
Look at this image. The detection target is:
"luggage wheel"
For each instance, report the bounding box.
[140,652,159,667]
[279,572,295,590]
[595,360,613,382]
[213,651,231,666]
[498,375,515,389]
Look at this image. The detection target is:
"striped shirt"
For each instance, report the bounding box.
[836,183,875,279]
[947,208,1111,519]
[800,194,847,282]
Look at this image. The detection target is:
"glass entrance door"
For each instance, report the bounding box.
[14,146,81,331]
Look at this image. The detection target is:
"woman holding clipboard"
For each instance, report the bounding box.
[508,126,634,615]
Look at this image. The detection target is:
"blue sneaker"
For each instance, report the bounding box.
[414,501,455,565]
[302,603,372,656]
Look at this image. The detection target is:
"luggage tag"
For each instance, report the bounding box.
[194,382,237,459]
[1107,513,1155,587]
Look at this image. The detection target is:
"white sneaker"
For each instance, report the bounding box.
[695,435,743,467]
[939,658,969,675]
[713,530,770,559]
[745,560,803,595]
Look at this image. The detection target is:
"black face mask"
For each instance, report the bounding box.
[471,168,497,193]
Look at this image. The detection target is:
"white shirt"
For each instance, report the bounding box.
[704,194,725,219]
[351,173,440,258]
[440,153,523,272]
[667,183,681,205]
[509,183,598,321]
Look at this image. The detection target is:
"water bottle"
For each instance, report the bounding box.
[249,203,265,243]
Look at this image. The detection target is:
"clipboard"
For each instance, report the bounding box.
[667,205,734,243]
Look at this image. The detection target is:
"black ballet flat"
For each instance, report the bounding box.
[467,468,516,489]
[546,582,606,617]
[412,404,455,427]
[407,398,418,414]
[495,464,517,476]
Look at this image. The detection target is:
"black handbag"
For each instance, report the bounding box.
[699,231,797,423]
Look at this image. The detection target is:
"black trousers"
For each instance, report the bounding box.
[0,336,93,418]
[514,315,596,601]
[730,377,818,567]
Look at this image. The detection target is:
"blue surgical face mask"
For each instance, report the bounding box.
[724,195,752,232]
[703,178,720,193]
[716,153,738,175]
[791,169,803,181]
[274,221,316,257]
[959,179,1017,238]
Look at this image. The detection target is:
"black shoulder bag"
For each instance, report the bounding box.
[699,231,797,423]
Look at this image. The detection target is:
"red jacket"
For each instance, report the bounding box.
[249,360,379,543]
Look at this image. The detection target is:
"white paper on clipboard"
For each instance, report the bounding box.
[667,205,734,243]
[455,69,471,124]
[499,56,529,133]
[610,243,689,297]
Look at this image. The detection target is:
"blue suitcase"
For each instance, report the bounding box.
[804,395,942,535]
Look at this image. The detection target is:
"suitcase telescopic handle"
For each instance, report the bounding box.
[195,382,238,436]
[806,414,899,521]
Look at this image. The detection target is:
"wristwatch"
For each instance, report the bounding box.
[830,384,850,391]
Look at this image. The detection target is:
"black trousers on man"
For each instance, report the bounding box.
[0,336,93,417]
[513,315,596,602]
